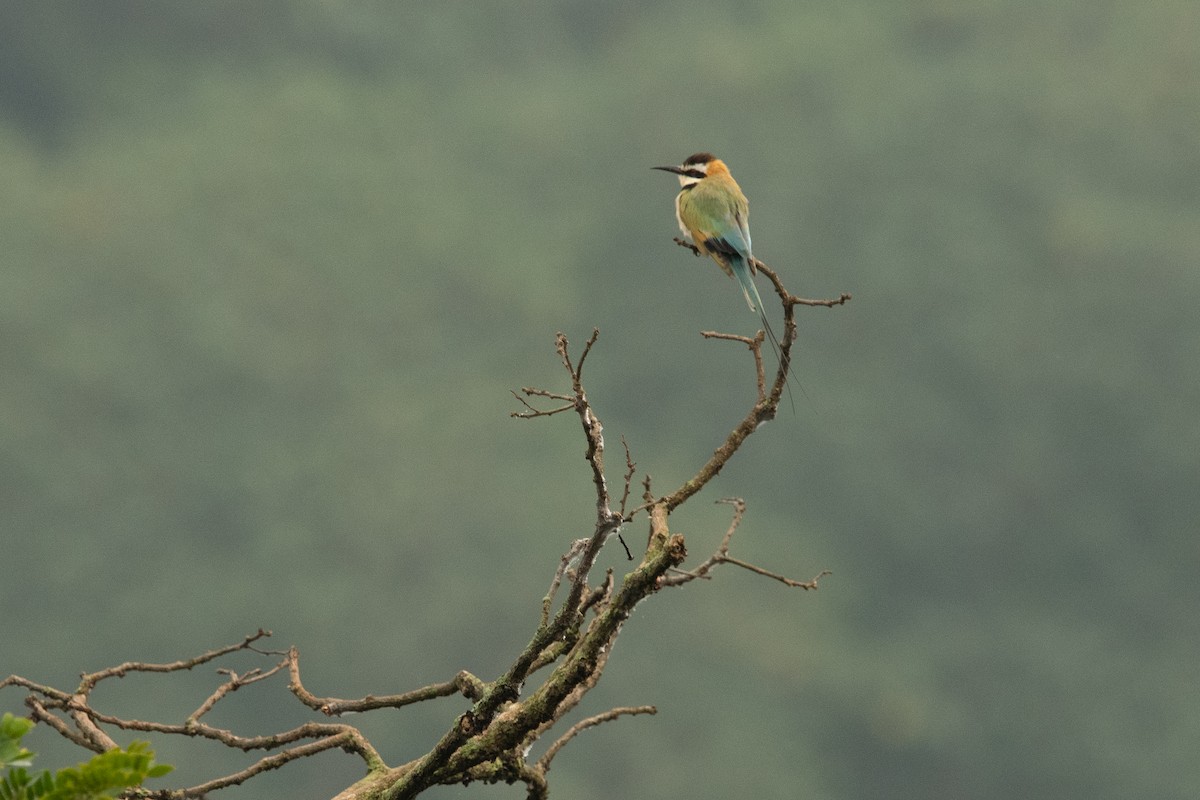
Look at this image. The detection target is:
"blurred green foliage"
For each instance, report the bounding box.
[1,1,1198,799]
[0,715,171,800]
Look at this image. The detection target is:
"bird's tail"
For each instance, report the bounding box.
[731,255,802,411]
[730,255,765,314]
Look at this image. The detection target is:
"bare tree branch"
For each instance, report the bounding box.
[1,256,848,800]
[661,498,830,590]
[290,649,486,715]
[702,329,769,402]
[74,629,276,694]
[716,558,832,590]
[537,706,657,772]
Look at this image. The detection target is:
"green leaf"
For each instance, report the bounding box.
[0,765,53,800]
[0,716,33,741]
[0,715,36,771]
[0,736,172,800]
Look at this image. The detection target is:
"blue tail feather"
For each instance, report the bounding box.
[730,256,764,313]
[730,255,802,411]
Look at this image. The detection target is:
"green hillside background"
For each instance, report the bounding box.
[3,2,1198,798]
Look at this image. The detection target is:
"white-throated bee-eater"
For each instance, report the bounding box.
[654,152,788,369]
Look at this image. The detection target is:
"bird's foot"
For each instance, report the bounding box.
[672,237,702,257]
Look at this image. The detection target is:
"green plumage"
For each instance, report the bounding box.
[674,166,761,313]
[655,153,798,408]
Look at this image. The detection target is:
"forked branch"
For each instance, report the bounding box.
[2,254,847,800]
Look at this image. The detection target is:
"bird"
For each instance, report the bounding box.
[653,152,790,384]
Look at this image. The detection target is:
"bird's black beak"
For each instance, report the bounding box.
[652,165,686,175]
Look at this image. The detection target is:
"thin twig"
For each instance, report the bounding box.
[189,660,288,722]
[289,648,485,715]
[752,259,851,308]
[511,389,574,418]
[542,539,588,626]
[717,559,832,589]
[75,629,274,693]
[0,675,71,701]
[176,731,378,797]
[702,330,768,402]
[573,327,601,383]
[661,498,829,591]
[25,697,95,751]
[618,436,636,519]
[537,706,657,771]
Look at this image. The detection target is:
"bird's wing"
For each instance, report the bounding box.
[683,182,753,260]
[732,209,752,260]
[722,209,752,261]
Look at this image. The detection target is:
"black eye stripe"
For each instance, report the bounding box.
[684,169,706,179]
